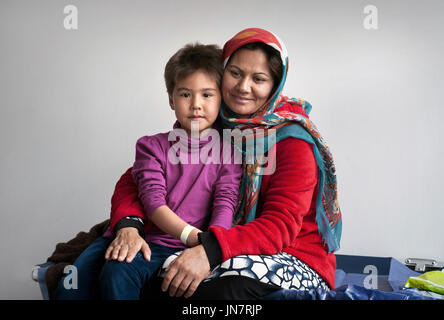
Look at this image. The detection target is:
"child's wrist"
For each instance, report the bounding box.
[186,228,201,247]
[180,224,202,247]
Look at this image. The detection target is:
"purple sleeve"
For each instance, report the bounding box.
[209,162,242,229]
[131,136,167,220]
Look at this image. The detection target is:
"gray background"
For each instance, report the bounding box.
[1,0,443,299]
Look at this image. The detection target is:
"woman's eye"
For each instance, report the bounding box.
[230,70,240,77]
[254,77,266,83]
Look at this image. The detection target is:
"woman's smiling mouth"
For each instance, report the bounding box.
[231,94,253,104]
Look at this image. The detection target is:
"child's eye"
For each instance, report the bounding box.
[180,92,191,98]
[203,93,213,98]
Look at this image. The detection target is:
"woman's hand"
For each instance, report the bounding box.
[104,227,151,263]
[161,245,211,298]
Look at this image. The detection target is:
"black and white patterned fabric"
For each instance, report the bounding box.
[159,251,329,291]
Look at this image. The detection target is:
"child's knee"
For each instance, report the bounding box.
[99,254,147,281]
[98,257,149,299]
[99,260,129,284]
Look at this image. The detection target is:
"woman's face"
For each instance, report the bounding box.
[222,49,275,117]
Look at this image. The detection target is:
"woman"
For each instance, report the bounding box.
[107,27,342,299]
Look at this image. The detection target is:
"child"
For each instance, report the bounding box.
[53,43,242,300]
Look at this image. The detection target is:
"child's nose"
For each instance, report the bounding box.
[191,96,202,110]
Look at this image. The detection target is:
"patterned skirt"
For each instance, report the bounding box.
[160,251,329,291]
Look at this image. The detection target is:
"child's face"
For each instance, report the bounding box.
[169,70,221,136]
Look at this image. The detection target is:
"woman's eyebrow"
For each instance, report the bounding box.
[254,72,270,77]
[228,65,242,71]
[228,64,270,77]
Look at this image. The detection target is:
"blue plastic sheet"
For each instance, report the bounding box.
[264,255,443,300]
[263,284,437,300]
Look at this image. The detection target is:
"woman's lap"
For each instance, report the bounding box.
[207,251,330,291]
[158,251,329,300]
[144,273,279,300]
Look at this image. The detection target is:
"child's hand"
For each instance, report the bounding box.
[105,227,151,263]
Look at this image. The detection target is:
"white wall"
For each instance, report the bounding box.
[1,0,443,299]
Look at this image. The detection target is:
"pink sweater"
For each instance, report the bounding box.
[127,126,242,248]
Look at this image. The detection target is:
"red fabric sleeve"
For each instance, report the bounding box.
[109,167,152,235]
[209,137,318,261]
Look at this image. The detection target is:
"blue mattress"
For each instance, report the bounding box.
[32,254,443,300]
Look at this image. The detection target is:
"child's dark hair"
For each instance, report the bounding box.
[164,43,223,96]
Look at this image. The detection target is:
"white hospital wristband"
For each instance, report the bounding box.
[180,224,195,245]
